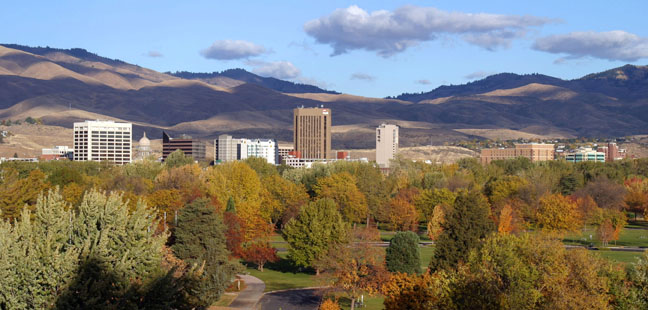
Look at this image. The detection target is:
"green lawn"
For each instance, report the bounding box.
[420,245,434,269]
[593,250,644,264]
[211,293,237,307]
[563,226,648,248]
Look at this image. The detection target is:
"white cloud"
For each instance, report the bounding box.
[350,73,375,81]
[146,51,163,58]
[248,60,301,79]
[201,40,267,60]
[464,71,497,80]
[533,30,648,62]
[304,5,552,57]
[416,79,432,85]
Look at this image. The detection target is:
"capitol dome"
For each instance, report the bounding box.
[139,132,151,147]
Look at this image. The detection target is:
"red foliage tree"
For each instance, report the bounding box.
[243,242,279,272]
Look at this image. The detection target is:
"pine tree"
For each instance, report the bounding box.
[386,231,421,274]
[430,190,494,271]
[173,198,238,307]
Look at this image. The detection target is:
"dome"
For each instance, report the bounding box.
[139,132,151,146]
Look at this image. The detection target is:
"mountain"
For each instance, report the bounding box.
[169,69,339,94]
[0,43,647,150]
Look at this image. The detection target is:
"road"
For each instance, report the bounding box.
[229,275,265,310]
[258,288,322,310]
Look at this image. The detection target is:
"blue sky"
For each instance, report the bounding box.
[2,1,648,97]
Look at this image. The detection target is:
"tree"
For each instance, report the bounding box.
[430,190,494,271]
[624,178,648,220]
[262,174,309,228]
[597,219,614,247]
[319,228,388,310]
[381,272,453,310]
[386,231,421,274]
[386,196,419,231]
[242,242,279,272]
[314,172,368,223]
[576,177,627,210]
[224,197,244,258]
[282,199,349,275]
[0,169,50,220]
[164,149,194,168]
[173,198,238,307]
[426,204,446,241]
[242,157,278,178]
[536,194,582,233]
[320,299,341,310]
[415,188,455,222]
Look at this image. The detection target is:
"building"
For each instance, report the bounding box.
[215,134,242,163]
[480,143,555,164]
[134,132,152,160]
[215,134,278,164]
[293,106,331,159]
[376,123,399,168]
[240,138,278,165]
[597,142,626,162]
[0,157,38,163]
[41,145,73,161]
[277,145,294,164]
[162,132,206,161]
[565,147,606,163]
[73,120,132,165]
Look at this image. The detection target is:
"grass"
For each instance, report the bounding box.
[210,293,237,307]
[324,293,385,310]
[563,225,648,248]
[420,245,434,269]
[593,250,644,264]
[245,253,318,292]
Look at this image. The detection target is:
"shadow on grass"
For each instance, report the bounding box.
[246,258,316,275]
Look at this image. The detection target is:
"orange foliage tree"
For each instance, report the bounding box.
[536,194,583,234]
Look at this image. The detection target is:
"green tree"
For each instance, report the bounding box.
[173,198,239,307]
[282,199,349,275]
[430,190,494,271]
[415,188,456,222]
[164,149,194,168]
[242,157,278,178]
[386,231,421,274]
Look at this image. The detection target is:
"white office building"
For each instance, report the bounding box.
[73,120,132,165]
[240,138,277,165]
[376,123,399,168]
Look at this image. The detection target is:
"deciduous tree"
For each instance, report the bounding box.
[314,172,368,223]
[536,193,582,233]
[242,242,278,272]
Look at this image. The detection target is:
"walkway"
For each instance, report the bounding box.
[229,275,266,310]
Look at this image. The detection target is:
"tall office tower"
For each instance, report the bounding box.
[376,123,399,168]
[162,132,206,161]
[293,106,331,159]
[73,120,132,165]
[214,134,241,163]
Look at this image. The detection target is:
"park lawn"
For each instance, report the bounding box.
[210,293,237,307]
[563,226,648,248]
[326,294,385,310]
[593,250,644,264]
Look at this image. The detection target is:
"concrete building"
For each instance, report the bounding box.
[73,120,132,165]
[293,106,331,159]
[597,142,626,162]
[277,145,294,164]
[239,138,278,165]
[215,135,278,164]
[162,132,206,161]
[480,143,555,164]
[376,123,399,168]
[41,145,73,161]
[565,147,606,163]
[215,134,242,163]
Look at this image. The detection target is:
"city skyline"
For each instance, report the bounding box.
[2,1,647,97]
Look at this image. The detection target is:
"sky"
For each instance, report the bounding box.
[2,1,648,97]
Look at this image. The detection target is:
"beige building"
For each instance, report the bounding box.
[376,123,398,168]
[293,107,331,159]
[480,143,554,164]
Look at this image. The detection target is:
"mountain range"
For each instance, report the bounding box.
[1,43,647,149]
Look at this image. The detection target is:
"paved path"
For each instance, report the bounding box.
[258,288,322,310]
[229,275,265,310]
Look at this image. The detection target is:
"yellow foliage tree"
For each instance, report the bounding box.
[497,204,515,235]
[426,205,446,241]
[319,299,341,310]
[0,169,50,220]
[536,194,582,234]
[314,172,368,223]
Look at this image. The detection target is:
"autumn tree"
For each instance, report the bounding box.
[415,188,456,222]
[426,204,446,241]
[386,231,421,274]
[381,272,453,310]
[314,172,368,223]
[576,177,627,210]
[282,199,349,275]
[319,228,388,310]
[0,169,50,220]
[430,190,494,271]
[497,203,515,234]
[262,174,309,228]
[224,197,245,258]
[536,194,583,233]
[242,242,279,272]
[597,219,614,247]
[624,177,648,220]
[320,299,342,310]
[386,195,419,232]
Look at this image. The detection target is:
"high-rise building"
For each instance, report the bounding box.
[293,107,331,159]
[215,134,242,163]
[162,132,206,161]
[73,120,132,165]
[480,144,554,164]
[376,123,398,168]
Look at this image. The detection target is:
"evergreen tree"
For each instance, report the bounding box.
[173,198,238,307]
[430,190,494,271]
[282,199,349,274]
[386,231,421,274]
